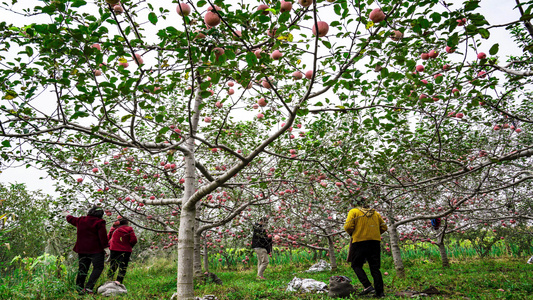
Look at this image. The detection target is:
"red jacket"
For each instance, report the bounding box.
[67,215,109,254]
[108,225,137,252]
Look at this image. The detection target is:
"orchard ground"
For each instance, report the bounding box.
[3,249,533,299]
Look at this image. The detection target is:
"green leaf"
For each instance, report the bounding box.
[489,43,499,55]
[380,68,389,78]
[25,46,33,57]
[71,0,87,8]
[430,12,441,23]
[121,114,133,122]
[322,40,331,49]
[279,12,290,23]
[1,141,11,148]
[464,0,480,12]
[148,12,158,25]
[478,28,490,39]
[435,74,444,84]
[197,0,206,7]
[245,52,257,66]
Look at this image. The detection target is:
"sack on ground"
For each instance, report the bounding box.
[306,259,331,272]
[97,281,127,297]
[328,276,356,298]
[286,277,328,293]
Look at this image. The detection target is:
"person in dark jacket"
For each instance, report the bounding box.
[251,217,272,279]
[107,218,137,283]
[63,206,110,295]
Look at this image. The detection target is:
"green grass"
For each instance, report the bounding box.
[2,253,533,299]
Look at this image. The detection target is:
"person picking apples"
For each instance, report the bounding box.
[344,197,388,298]
[107,218,137,284]
[64,206,110,295]
[251,217,273,280]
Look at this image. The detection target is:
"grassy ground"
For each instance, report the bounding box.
[3,254,532,299]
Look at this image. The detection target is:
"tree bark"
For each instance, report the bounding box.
[388,224,405,277]
[176,84,202,300]
[327,236,338,271]
[203,237,209,273]
[437,242,450,268]
[193,227,203,278]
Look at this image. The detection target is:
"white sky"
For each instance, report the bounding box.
[0,0,523,196]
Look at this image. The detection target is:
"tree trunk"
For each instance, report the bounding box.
[193,228,203,278]
[203,237,209,273]
[437,242,450,268]
[176,204,196,300]
[176,87,202,300]
[388,224,405,278]
[327,236,338,271]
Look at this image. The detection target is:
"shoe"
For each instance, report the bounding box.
[257,276,266,280]
[374,293,385,298]
[359,286,375,295]
[85,288,94,295]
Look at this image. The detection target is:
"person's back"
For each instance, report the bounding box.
[344,208,386,243]
[68,215,108,254]
[107,219,137,284]
[344,202,387,298]
[109,225,137,252]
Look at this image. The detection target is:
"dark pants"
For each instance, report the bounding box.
[77,252,105,291]
[108,250,132,283]
[350,240,384,295]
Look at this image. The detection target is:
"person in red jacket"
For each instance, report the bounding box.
[107,218,137,283]
[63,206,110,295]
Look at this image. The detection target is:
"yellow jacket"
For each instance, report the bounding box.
[344,208,387,243]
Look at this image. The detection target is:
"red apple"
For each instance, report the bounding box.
[204,11,221,27]
[257,113,264,119]
[305,70,314,79]
[428,50,438,58]
[421,53,429,60]
[445,46,455,53]
[113,4,123,14]
[258,98,267,107]
[369,8,386,22]
[94,70,102,76]
[91,43,101,51]
[292,71,303,80]
[298,0,312,7]
[390,30,403,41]
[262,80,272,89]
[77,178,83,183]
[213,47,225,59]
[257,4,269,15]
[455,113,464,118]
[477,52,486,60]
[271,50,283,60]
[312,21,329,37]
[204,117,212,123]
[176,3,191,16]
[280,1,292,12]
[92,168,99,173]
[416,65,424,72]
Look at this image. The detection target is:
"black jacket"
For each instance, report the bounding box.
[251,223,272,254]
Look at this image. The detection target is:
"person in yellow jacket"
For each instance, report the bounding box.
[344,201,388,298]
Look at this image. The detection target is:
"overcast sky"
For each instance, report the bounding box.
[0,0,523,196]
